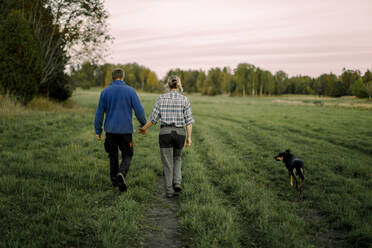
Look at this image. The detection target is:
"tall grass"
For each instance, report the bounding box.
[181,95,372,247]
[0,92,160,247]
[1,90,371,247]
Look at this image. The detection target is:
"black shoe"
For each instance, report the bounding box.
[117,173,127,192]
[111,176,118,187]
[173,184,182,193]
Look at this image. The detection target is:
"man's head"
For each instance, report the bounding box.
[167,75,183,92]
[112,68,125,81]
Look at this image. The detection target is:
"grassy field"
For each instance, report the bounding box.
[1,89,371,247]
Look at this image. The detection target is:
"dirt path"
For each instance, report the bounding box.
[141,177,183,248]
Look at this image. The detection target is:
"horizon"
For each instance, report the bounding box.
[104,0,372,79]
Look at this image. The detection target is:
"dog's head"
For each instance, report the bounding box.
[274,149,291,162]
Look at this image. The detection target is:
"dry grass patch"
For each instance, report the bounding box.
[0,95,29,116]
[0,95,83,118]
[272,98,372,109]
[27,97,82,112]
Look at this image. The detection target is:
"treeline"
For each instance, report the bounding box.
[73,61,372,99]
[0,0,110,104]
[71,62,164,92]
[166,64,372,98]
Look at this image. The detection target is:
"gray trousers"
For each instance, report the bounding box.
[159,127,186,194]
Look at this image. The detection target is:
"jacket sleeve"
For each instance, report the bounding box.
[94,92,105,134]
[131,91,146,126]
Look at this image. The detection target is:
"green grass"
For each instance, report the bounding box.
[0,93,162,247]
[1,91,371,247]
[180,95,372,247]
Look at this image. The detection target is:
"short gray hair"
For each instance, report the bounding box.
[112,68,125,80]
[167,75,183,92]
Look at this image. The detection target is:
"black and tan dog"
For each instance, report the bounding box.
[274,149,304,193]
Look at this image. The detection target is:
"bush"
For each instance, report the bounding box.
[0,11,42,104]
[39,70,73,102]
[351,78,368,98]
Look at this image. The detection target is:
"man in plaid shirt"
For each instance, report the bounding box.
[139,75,194,198]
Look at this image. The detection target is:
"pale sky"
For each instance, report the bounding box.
[104,0,372,79]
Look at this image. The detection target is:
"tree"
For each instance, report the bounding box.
[70,61,99,89]
[287,75,312,95]
[332,80,347,97]
[196,71,206,93]
[264,70,275,96]
[145,71,161,92]
[2,0,112,101]
[351,77,366,98]
[256,68,264,96]
[362,70,372,83]
[182,70,199,93]
[234,64,249,96]
[204,68,223,96]
[274,71,288,95]
[104,64,115,86]
[314,74,332,96]
[246,65,257,96]
[0,11,43,104]
[340,69,362,95]
[221,67,232,95]
[363,81,372,100]
[45,0,112,65]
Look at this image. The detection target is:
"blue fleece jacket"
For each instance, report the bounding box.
[94,80,146,134]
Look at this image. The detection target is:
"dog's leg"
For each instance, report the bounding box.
[289,172,293,187]
[292,168,298,191]
[294,171,299,191]
[291,169,299,191]
[299,168,304,189]
[295,178,299,192]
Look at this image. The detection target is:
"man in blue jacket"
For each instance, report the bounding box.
[95,68,146,192]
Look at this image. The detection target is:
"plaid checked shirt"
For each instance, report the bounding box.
[149,91,194,127]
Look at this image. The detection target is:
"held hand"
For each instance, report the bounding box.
[96,134,102,140]
[138,127,147,135]
[186,137,192,147]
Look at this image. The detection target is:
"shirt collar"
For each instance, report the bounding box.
[110,80,126,86]
[169,90,178,96]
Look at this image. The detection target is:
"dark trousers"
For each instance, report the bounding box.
[104,133,133,184]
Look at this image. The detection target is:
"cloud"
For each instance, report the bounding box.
[104,0,372,78]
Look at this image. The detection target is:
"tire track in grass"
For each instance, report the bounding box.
[227,119,370,247]
[141,177,183,248]
[191,118,313,248]
[200,114,350,247]
[178,141,243,248]
[209,112,372,182]
[137,128,239,248]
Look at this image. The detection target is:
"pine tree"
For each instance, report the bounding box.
[0,11,42,104]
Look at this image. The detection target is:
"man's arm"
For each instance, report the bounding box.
[186,124,192,147]
[139,97,160,134]
[131,91,146,126]
[139,120,153,134]
[94,92,105,140]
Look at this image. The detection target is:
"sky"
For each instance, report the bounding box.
[104,0,372,79]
